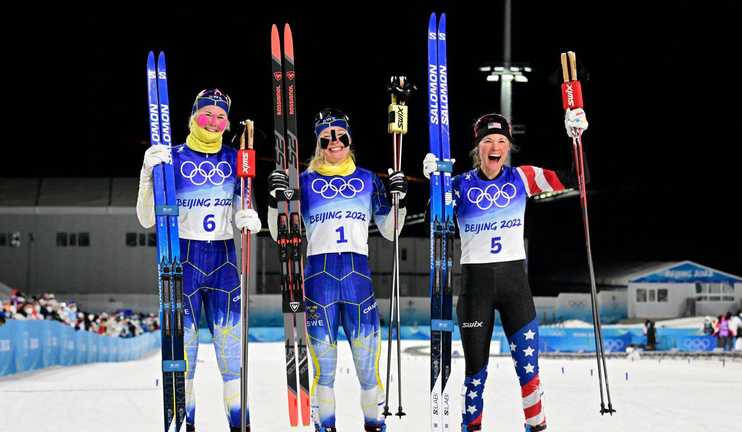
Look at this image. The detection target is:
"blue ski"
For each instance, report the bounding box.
[146,51,186,432]
[428,12,454,432]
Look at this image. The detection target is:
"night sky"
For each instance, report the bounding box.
[13,2,742,290]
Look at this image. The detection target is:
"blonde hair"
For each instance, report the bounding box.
[307,138,355,172]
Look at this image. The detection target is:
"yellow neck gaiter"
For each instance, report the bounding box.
[186,118,223,154]
[313,157,356,177]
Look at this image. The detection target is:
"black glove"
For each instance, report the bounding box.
[387,169,408,207]
[267,169,290,207]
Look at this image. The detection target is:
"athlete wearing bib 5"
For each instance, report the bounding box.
[267,108,408,432]
[422,108,589,432]
[136,89,262,432]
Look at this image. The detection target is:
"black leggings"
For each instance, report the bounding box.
[457,260,536,375]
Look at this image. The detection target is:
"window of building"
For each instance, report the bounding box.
[657,288,668,303]
[636,289,647,303]
[78,233,90,247]
[0,233,6,246]
[138,233,146,246]
[56,232,68,247]
[126,233,137,247]
[69,233,77,247]
[148,233,157,247]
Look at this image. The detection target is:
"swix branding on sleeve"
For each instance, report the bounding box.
[455,166,566,264]
[172,145,239,240]
[300,168,376,256]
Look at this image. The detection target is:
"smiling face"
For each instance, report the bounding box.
[195,106,229,133]
[319,126,351,164]
[478,133,511,178]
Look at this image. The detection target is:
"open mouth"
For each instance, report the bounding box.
[487,153,502,162]
[327,146,344,153]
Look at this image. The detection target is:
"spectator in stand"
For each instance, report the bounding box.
[733,310,742,352]
[716,314,730,351]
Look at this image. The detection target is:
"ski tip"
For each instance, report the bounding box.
[157,51,167,70]
[439,13,447,28]
[271,25,281,59]
[283,24,294,59]
[429,12,437,23]
[147,51,155,61]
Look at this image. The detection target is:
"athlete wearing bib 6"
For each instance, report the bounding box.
[136,89,262,432]
[422,109,588,432]
[267,108,407,432]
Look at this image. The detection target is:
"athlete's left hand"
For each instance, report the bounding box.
[564,108,588,138]
[387,169,408,200]
[234,209,262,233]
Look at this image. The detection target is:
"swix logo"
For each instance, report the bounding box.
[394,106,405,129]
[461,321,484,329]
[273,72,282,81]
[438,32,446,41]
[158,71,167,79]
[286,70,295,81]
[564,83,575,107]
[428,31,436,40]
[289,301,301,312]
[282,190,294,200]
[233,295,241,303]
[241,153,250,173]
[148,71,156,79]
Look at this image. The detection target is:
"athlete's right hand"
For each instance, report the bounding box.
[143,145,171,170]
[422,152,438,179]
[268,169,290,197]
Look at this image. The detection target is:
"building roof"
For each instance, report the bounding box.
[629,260,742,284]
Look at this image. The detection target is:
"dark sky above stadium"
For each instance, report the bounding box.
[12,1,741,282]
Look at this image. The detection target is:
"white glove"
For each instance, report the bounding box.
[422,152,438,179]
[139,145,172,184]
[565,108,588,138]
[143,145,172,169]
[234,208,262,233]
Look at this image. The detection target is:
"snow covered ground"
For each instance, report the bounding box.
[0,342,740,432]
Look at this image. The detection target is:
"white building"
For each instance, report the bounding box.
[627,260,742,319]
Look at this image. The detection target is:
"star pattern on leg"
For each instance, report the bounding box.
[524,363,535,374]
[523,346,535,357]
[510,341,517,352]
[524,329,536,340]
[467,405,478,415]
[470,378,481,387]
[467,390,478,400]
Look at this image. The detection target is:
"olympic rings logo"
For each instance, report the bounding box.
[603,339,625,353]
[311,177,364,199]
[180,161,232,186]
[466,183,517,210]
[682,338,712,351]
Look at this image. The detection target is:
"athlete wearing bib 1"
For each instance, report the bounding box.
[267,108,407,432]
[423,110,589,432]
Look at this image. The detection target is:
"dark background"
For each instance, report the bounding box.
[12,1,741,293]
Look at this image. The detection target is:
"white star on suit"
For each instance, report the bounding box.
[471,378,481,387]
[510,341,517,352]
[468,390,478,400]
[467,405,478,415]
[524,329,536,340]
[523,346,535,357]
[524,363,535,374]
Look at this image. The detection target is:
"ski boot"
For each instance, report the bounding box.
[364,426,386,432]
[525,422,547,431]
[186,425,196,432]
